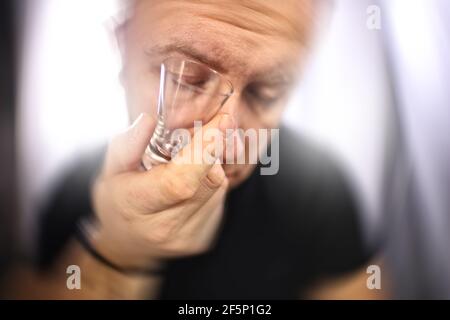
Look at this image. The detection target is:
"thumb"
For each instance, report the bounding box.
[102,113,155,177]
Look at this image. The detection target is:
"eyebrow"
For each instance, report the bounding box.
[145,43,230,74]
[145,42,296,85]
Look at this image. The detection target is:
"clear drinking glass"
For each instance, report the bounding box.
[141,57,234,169]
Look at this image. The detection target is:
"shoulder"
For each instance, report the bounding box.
[260,126,372,278]
[37,146,106,268]
[261,126,355,214]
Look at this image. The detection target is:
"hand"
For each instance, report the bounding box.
[90,112,235,270]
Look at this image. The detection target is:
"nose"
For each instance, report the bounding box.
[220,93,241,127]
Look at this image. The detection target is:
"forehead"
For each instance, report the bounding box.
[125,0,315,79]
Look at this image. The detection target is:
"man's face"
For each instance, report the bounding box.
[121,0,315,188]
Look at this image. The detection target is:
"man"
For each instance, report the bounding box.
[35,0,379,299]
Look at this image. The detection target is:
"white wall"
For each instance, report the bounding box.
[18,0,127,246]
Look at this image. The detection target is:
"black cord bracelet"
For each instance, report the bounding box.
[75,219,165,277]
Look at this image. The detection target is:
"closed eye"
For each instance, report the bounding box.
[245,84,287,107]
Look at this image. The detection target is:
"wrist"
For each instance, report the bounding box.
[76,217,165,276]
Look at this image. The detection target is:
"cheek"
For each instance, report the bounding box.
[234,93,288,131]
[236,105,284,132]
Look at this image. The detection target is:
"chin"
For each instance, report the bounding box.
[226,175,242,190]
[223,164,256,190]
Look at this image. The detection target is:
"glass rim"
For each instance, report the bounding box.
[162,56,234,98]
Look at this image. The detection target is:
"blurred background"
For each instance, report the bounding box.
[1,0,449,299]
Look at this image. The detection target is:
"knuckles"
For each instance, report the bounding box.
[161,173,198,202]
[202,165,226,190]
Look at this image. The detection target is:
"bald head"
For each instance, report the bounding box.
[122,0,318,46]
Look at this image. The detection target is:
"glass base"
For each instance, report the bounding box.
[141,144,170,170]
[141,115,188,170]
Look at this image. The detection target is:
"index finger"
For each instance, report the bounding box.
[167,112,235,185]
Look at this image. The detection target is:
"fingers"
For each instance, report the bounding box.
[121,113,234,212]
[179,168,228,225]
[102,113,155,177]
[170,182,228,254]
[166,112,234,187]
[186,183,227,242]
[159,112,233,204]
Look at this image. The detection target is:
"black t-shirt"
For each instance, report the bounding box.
[38,126,372,299]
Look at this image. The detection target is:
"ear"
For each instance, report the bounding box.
[104,3,130,85]
[113,17,128,61]
[115,21,127,88]
[104,10,129,88]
